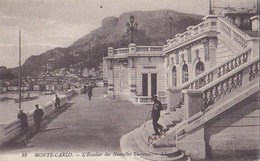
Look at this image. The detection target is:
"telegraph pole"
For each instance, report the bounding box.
[18,30,22,110]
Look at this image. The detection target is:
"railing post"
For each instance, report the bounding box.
[182,89,203,120]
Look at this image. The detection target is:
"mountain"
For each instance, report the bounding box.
[13,9,203,76]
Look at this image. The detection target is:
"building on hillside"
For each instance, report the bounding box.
[105,7,260,160]
[45,83,57,91]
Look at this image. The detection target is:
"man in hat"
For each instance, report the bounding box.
[33,104,44,132]
[55,95,60,108]
[17,109,29,134]
[151,95,163,135]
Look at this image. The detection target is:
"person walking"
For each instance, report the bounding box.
[33,104,44,132]
[83,85,87,94]
[151,95,163,135]
[87,86,92,101]
[55,95,60,108]
[17,109,29,134]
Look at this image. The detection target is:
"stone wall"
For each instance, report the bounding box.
[205,92,260,158]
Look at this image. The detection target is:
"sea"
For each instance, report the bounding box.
[0,92,56,123]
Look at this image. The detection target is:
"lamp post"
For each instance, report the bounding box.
[169,16,173,39]
[126,15,138,43]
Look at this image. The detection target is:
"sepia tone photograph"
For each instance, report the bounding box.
[0,0,259,160]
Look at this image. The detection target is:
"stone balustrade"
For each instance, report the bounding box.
[175,57,259,141]
[167,48,251,109]
[164,15,218,51]
[133,96,153,104]
[218,17,248,48]
[133,95,167,105]
[163,15,255,53]
[107,45,163,57]
[0,88,82,146]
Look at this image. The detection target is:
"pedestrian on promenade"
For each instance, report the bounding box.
[151,95,163,135]
[55,95,60,108]
[87,86,92,100]
[33,104,44,132]
[83,85,87,94]
[17,109,29,134]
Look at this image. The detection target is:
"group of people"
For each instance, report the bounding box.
[17,94,61,135]
[17,85,161,139]
[83,85,93,100]
[17,104,44,135]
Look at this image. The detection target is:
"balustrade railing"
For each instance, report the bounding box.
[175,58,259,142]
[218,17,248,48]
[0,88,82,145]
[136,46,163,52]
[115,48,129,54]
[164,17,218,51]
[201,58,259,111]
[168,49,251,107]
[136,47,149,52]
[182,49,249,90]
[133,96,153,104]
[133,95,167,104]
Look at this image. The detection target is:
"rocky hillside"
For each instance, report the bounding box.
[15,9,203,76]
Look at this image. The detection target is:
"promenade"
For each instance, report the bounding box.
[0,87,152,160]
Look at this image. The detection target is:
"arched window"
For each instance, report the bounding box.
[195,61,205,76]
[195,61,205,88]
[172,66,177,86]
[182,64,189,83]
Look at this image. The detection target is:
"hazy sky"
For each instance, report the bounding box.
[0,0,255,68]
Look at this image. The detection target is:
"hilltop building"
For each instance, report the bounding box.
[104,5,259,160]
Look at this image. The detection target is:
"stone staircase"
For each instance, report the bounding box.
[120,119,191,161]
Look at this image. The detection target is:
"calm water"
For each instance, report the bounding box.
[0,94,55,123]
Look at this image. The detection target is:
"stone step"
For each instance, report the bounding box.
[171,110,185,121]
[121,128,189,161]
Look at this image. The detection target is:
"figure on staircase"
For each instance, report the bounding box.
[151,95,163,135]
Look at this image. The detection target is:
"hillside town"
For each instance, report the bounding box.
[0,63,103,94]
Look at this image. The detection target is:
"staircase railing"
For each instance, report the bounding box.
[176,57,259,140]
[168,48,251,106]
[218,17,249,49]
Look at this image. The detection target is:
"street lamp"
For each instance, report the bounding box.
[169,16,173,39]
[126,15,138,43]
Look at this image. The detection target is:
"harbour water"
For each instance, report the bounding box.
[0,93,56,123]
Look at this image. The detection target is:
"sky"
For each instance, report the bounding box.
[0,0,255,68]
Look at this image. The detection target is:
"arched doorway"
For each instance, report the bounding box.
[172,66,177,87]
[182,64,189,83]
[195,61,205,76]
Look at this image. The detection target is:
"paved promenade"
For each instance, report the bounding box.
[1,87,152,159]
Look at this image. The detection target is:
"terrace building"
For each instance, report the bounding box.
[104,7,260,160]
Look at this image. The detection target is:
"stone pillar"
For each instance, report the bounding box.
[250,15,259,32]
[208,38,217,68]
[148,73,151,96]
[129,43,136,54]
[108,47,114,56]
[128,65,136,95]
[182,89,203,120]
[167,88,182,113]
[107,61,114,96]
